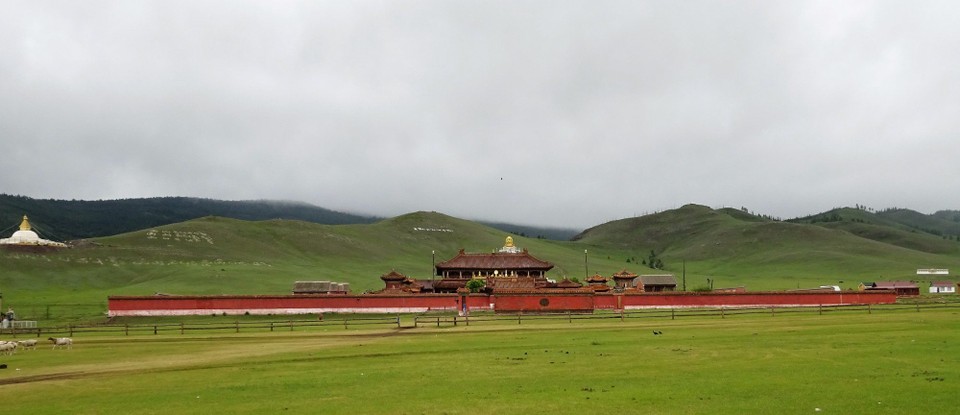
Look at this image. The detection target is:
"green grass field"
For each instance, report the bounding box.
[1,307,957,414]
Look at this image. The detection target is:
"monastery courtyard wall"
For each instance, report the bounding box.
[108,291,897,317]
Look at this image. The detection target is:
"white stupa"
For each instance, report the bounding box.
[0,215,67,247]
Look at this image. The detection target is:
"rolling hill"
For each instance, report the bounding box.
[0,194,379,240]
[789,207,960,254]
[0,212,629,313]
[0,194,580,241]
[574,204,960,288]
[3,204,960,322]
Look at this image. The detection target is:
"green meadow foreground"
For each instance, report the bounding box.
[0,309,957,414]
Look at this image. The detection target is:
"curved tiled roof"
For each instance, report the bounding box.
[436,249,554,271]
[380,270,408,281]
[611,269,638,280]
[586,274,608,283]
[555,278,583,288]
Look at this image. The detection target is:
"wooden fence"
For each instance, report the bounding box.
[0,315,401,338]
[1,302,957,337]
[413,302,960,327]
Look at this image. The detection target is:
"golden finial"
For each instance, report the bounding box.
[19,215,30,231]
[505,236,514,247]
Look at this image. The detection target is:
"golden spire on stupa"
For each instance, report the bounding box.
[19,215,31,231]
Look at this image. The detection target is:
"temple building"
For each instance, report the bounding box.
[0,215,67,249]
[634,274,678,292]
[371,270,434,294]
[586,273,611,292]
[431,236,555,293]
[435,236,553,278]
[611,269,639,290]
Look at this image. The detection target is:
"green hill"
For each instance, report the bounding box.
[4,205,960,322]
[789,207,960,254]
[575,204,960,289]
[0,212,629,317]
[0,194,579,241]
[876,208,960,237]
[0,194,380,240]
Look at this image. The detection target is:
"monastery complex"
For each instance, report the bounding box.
[368,236,694,296]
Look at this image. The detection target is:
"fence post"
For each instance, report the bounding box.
[916,303,920,312]
[125,324,129,336]
[289,320,293,331]
[235,321,239,333]
[270,322,274,332]
[568,312,572,323]
[466,315,469,326]
[180,322,184,335]
[770,307,775,317]
[436,317,440,328]
[153,325,157,335]
[396,315,401,328]
[620,310,624,322]
[454,316,458,326]
[721,307,725,319]
[70,325,74,337]
[344,318,348,330]
[868,304,871,314]
[819,304,822,316]
[671,308,675,320]
[518,313,522,325]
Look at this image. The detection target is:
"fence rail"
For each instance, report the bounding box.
[0,315,402,338]
[1,302,957,337]
[415,302,960,327]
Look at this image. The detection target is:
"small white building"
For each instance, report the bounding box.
[929,281,956,294]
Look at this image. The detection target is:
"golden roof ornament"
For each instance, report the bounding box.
[498,235,521,253]
[19,215,30,231]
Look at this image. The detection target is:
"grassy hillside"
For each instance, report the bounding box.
[0,212,630,318]
[0,194,579,241]
[789,207,960,254]
[4,206,960,321]
[575,204,960,290]
[877,208,960,237]
[0,194,379,240]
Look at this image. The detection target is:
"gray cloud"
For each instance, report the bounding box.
[2,1,959,228]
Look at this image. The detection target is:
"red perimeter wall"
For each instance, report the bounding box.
[108,291,896,316]
[616,291,896,308]
[108,294,487,316]
[492,294,594,313]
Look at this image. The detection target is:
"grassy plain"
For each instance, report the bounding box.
[1,307,957,414]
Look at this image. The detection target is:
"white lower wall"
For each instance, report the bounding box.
[108,306,460,317]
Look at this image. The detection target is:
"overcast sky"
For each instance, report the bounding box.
[2,1,959,229]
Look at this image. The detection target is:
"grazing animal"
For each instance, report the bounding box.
[17,339,38,351]
[0,341,17,355]
[48,337,73,350]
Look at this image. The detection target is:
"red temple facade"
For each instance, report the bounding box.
[431,236,556,293]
